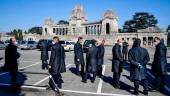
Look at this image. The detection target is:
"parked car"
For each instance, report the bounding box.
[37,39,52,51]
[83,40,93,53]
[19,41,37,50]
[59,40,75,51]
[0,41,6,50]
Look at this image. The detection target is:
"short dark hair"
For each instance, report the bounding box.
[154,37,161,41]
[133,38,141,46]
[53,36,59,41]
[78,37,83,41]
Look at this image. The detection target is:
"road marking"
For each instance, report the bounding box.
[0,83,133,96]
[60,89,134,96]
[19,62,41,70]
[97,65,106,94]
[0,62,41,76]
[147,71,170,92]
[32,64,72,86]
[33,76,50,86]
[0,72,8,76]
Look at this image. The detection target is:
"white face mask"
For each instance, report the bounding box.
[52,41,55,45]
[119,42,123,46]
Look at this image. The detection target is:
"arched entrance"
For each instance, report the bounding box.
[106,23,110,35]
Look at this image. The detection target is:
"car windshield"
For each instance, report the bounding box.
[0,41,4,44]
[21,41,26,44]
[84,40,92,45]
[59,41,65,44]
[28,41,35,44]
[69,42,75,45]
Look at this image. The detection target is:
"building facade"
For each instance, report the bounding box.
[24,5,167,46]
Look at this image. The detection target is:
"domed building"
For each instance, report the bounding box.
[24,5,166,46]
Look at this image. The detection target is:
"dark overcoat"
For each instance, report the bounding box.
[74,42,84,65]
[4,43,20,71]
[128,45,150,81]
[122,42,129,54]
[97,45,105,66]
[152,41,167,76]
[112,43,123,73]
[49,43,66,74]
[86,45,98,73]
[40,40,49,60]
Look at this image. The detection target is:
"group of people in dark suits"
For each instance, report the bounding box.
[74,37,105,83]
[111,37,167,95]
[3,36,167,95]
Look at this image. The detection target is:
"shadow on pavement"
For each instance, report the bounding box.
[0,71,27,96]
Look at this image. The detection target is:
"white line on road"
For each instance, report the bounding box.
[32,64,72,86]
[0,83,133,96]
[97,65,106,94]
[33,76,50,86]
[19,62,41,70]
[0,62,41,76]
[147,71,170,92]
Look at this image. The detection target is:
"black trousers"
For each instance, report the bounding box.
[49,73,62,89]
[113,72,121,87]
[42,60,48,70]
[134,79,148,92]
[76,64,84,74]
[155,75,165,90]
[10,71,18,88]
[97,65,103,76]
[83,71,96,82]
[123,52,128,61]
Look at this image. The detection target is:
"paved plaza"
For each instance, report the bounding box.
[0,46,170,96]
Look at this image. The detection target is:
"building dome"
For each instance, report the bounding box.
[44,17,54,25]
[70,5,87,21]
[103,9,118,20]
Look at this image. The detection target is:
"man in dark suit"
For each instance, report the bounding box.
[152,37,167,91]
[122,41,129,61]
[48,36,66,89]
[4,37,20,91]
[74,37,85,76]
[97,40,105,77]
[82,39,98,83]
[128,38,150,95]
[40,40,49,70]
[112,38,123,89]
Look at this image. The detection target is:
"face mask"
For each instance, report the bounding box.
[119,42,123,46]
[52,41,55,45]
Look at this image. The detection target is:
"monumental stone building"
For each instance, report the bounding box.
[23,5,167,46]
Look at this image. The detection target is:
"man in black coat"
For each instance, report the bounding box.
[40,40,49,70]
[112,38,123,89]
[152,37,167,91]
[128,38,150,95]
[4,37,20,91]
[82,39,98,83]
[97,40,105,77]
[122,41,129,61]
[74,37,85,76]
[48,36,66,89]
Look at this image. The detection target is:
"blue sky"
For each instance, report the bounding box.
[0,0,170,32]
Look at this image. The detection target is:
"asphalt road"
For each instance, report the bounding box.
[0,46,170,96]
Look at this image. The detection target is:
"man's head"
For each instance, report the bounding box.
[10,37,17,45]
[133,38,141,47]
[154,37,161,45]
[102,39,105,45]
[117,38,123,46]
[78,37,83,44]
[52,36,59,44]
